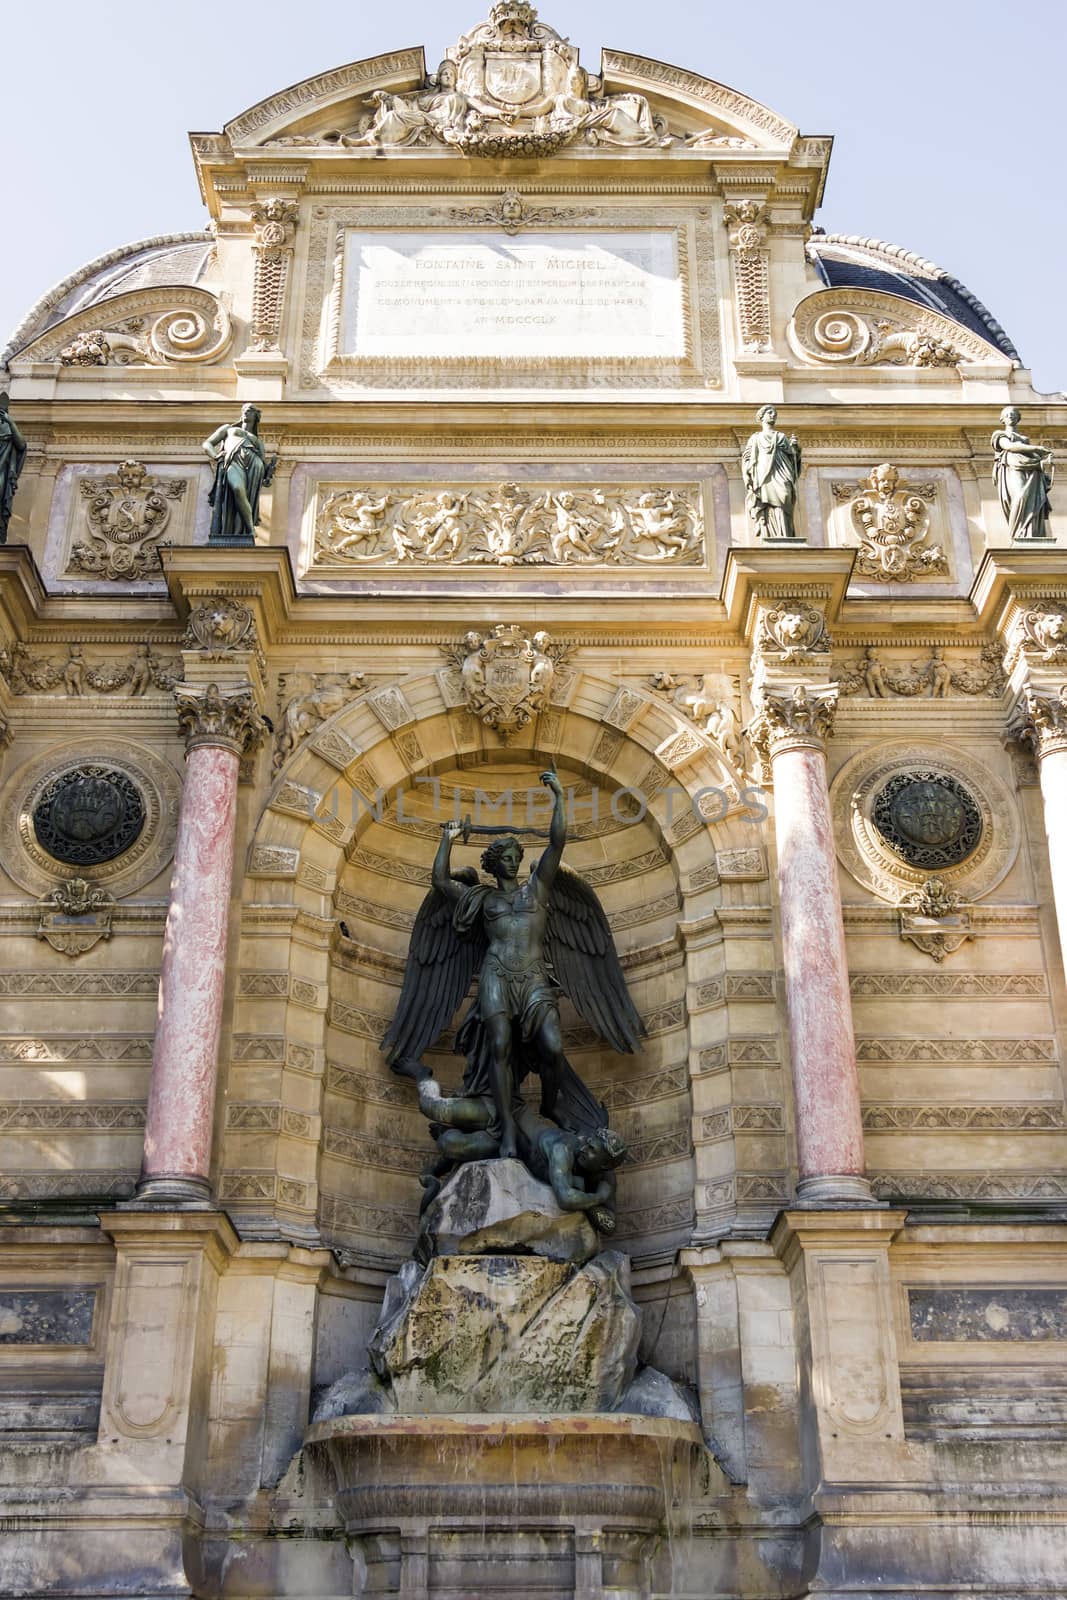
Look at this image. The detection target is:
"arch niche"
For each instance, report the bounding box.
[229,668,768,1274]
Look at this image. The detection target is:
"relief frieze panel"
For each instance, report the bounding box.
[313,480,706,569]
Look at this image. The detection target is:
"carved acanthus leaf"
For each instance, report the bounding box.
[1010,684,1067,759]
[174,682,269,754]
[747,684,837,765]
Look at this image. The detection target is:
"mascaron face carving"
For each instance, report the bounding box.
[755,600,830,661]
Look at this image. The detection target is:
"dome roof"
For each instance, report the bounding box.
[3,233,214,366]
[807,233,1018,362]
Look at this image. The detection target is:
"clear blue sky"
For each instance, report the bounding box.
[4,0,1064,391]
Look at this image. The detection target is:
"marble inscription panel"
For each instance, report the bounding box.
[909,1288,1067,1342]
[0,1289,96,1345]
[341,230,684,360]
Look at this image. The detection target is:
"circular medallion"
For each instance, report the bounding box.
[1,738,181,897]
[871,771,982,869]
[828,741,1018,904]
[32,767,146,867]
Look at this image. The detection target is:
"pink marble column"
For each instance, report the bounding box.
[755,687,873,1206]
[138,683,266,1204]
[1022,687,1067,971]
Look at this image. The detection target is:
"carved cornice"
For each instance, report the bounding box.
[175,681,269,755]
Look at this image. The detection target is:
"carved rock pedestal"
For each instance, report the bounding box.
[418,1157,599,1265]
[370,1249,640,1415]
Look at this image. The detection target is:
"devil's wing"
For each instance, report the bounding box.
[544,863,646,1054]
[379,871,486,1069]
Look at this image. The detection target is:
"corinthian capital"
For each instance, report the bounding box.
[1011,684,1067,760]
[175,681,269,755]
[748,682,838,767]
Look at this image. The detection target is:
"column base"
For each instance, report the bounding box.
[129,1172,214,1208]
[794,1173,881,1208]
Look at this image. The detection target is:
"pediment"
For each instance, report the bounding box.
[211,9,800,157]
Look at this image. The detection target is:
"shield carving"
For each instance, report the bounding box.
[484,645,529,717]
[483,50,542,106]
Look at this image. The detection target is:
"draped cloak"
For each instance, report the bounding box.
[208,425,268,543]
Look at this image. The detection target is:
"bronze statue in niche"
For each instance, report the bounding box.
[380,770,643,1230]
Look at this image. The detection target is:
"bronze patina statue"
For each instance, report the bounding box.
[203,403,276,545]
[381,770,643,1228]
[0,394,27,544]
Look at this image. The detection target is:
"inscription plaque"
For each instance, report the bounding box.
[341,230,684,361]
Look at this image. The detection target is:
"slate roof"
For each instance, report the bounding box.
[807,233,1019,362]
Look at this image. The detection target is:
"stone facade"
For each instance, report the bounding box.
[1,7,1066,1597]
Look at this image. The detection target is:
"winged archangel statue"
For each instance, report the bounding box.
[380,770,644,1232]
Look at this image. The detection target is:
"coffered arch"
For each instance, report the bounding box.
[222,667,777,1259]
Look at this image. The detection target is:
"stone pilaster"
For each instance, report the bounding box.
[772,1210,921,1492]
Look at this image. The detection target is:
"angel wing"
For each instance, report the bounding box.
[545,864,645,1055]
[379,869,484,1073]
